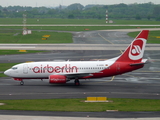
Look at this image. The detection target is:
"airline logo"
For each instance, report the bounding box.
[132,45,142,55]
[32,64,78,73]
[129,38,146,60]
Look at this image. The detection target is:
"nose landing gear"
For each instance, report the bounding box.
[13,78,24,85]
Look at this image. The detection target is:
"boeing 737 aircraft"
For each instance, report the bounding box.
[4,30,149,85]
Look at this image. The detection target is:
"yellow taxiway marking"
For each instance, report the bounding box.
[98,33,114,44]
[84,76,115,85]
[98,33,123,54]
[110,76,115,82]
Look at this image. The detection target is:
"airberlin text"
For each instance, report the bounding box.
[32,64,78,73]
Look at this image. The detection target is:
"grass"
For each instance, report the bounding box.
[112,19,160,25]
[0,50,47,55]
[0,18,106,25]
[0,18,160,25]
[1,26,160,31]
[0,30,72,43]
[128,30,160,44]
[25,26,160,31]
[0,98,160,112]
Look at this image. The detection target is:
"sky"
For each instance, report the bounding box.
[0,0,159,7]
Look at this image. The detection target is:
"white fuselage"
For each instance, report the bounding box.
[4,58,117,79]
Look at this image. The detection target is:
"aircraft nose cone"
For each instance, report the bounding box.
[4,69,11,76]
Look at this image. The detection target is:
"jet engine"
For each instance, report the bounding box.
[49,75,67,84]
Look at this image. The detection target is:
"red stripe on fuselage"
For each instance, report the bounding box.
[82,62,144,79]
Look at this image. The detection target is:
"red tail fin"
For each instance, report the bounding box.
[117,30,149,63]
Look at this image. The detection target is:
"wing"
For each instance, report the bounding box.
[65,73,93,79]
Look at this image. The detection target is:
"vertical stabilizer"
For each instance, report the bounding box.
[116,30,149,63]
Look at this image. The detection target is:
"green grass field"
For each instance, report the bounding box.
[128,31,160,44]
[0,18,106,24]
[0,98,159,112]
[0,18,160,25]
[0,30,72,43]
[1,26,160,32]
[0,50,47,55]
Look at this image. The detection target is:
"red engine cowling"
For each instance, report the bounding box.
[13,78,22,81]
[49,75,67,84]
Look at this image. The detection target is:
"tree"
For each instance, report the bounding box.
[147,15,151,20]
[0,2,158,19]
[68,14,74,19]
[67,3,84,11]
[135,14,141,20]
[156,16,160,21]
[153,5,160,17]
[48,9,56,15]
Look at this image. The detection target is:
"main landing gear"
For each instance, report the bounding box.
[74,78,80,86]
[20,80,24,85]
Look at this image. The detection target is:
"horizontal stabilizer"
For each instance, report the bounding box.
[130,62,146,66]
[130,59,148,66]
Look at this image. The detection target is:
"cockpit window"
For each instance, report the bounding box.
[11,67,18,70]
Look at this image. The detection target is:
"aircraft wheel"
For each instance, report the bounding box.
[20,81,24,85]
[75,79,80,86]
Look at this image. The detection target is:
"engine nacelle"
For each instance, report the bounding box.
[49,75,67,84]
[13,78,22,81]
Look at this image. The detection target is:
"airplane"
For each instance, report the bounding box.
[4,30,149,86]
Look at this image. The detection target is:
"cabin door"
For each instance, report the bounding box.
[23,64,28,74]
